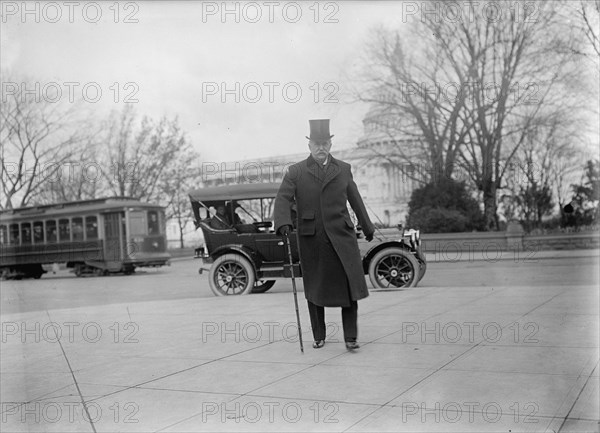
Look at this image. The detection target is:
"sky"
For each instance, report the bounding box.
[2,1,598,167]
[1,1,412,163]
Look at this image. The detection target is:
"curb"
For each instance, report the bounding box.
[168,250,600,264]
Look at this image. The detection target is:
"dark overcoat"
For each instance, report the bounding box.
[274,155,375,307]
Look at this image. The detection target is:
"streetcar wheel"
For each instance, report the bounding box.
[368,247,419,289]
[208,254,255,296]
[27,265,45,279]
[123,266,135,275]
[251,280,276,294]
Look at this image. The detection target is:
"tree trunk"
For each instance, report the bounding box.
[482,181,498,231]
[178,218,185,249]
[430,165,446,186]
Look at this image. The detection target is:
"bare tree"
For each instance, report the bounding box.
[358,1,587,229]
[489,95,587,229]
[571,0,600,58]
[0,83,86,208]
[96,105,199,245]
[99,106,186,202]
[502,116,561,230]
[30,134,103,204]
[450,1,586,229]
[356,26,472,185]
[160,148,201,248]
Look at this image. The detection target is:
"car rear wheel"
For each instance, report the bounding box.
[209,254,256,296]
[368,247,420,289]
[251,280,276,294]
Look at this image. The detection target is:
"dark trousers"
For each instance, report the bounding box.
[307,300,358,342]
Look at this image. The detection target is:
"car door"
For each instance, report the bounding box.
[255,229,300,264]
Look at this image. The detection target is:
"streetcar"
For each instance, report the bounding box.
[0,197,171,279]
[189,183,426,296]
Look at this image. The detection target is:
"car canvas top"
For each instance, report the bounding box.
[188,182,280,203]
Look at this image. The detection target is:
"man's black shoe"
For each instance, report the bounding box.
[345,341,360,350]
[313,340,325,349]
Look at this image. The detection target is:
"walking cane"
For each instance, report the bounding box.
[283,231,304,353]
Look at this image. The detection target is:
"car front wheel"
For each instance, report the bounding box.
[209,254,256,296]
[368,247,420,289]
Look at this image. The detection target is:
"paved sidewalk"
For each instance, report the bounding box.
[1,263,598,432]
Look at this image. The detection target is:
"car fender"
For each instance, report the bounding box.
[361,240,414,274]
[210,244,262,275]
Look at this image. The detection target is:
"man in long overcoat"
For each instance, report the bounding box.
[274,119,375,350]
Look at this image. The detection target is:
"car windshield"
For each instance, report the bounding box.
[234,198,274,223]
[194,198,274,224]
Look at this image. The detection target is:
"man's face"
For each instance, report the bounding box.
[308,139,332,163]
[216,206,226,216]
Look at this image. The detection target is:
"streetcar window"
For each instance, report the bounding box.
[59,219,71,242]
[72,217,84,241]
[9,224,20,245]
[46,220,57,242]
[0,225,6,245]
[33,221,44,243]
[129,211,146,235]
[148,210,159,235]
[86,216,98,239]
[21,223,32,244]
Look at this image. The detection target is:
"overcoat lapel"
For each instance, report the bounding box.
[322,157,341,189]
[306,154,341,188]
[306,156,321,183]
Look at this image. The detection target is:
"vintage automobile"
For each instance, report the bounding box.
[189,183,426,296]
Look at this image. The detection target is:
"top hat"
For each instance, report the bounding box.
[306,119,334,141]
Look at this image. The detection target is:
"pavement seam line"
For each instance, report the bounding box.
[0,383,73,416]
[85,340,276,403]
[556,361,600,432]
[162,342,381,429]
[152,355,320,432]
[344,288,571,432]
[367,285,507,345]
[45,310,97,433]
